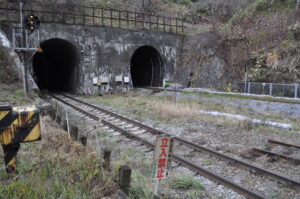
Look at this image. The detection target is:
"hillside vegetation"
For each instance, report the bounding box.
[0,117,117,199]
[220,0,300,84]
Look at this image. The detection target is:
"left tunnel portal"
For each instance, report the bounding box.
[32,38,79,92]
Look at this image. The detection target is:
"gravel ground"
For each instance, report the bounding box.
[151,120,300,181]
[134,118,300,198]
[153,89,300,116]
[57,92,300,198]
[49,96,247,199]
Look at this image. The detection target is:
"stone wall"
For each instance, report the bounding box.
[1,22,229,93]
[2,22,184,94]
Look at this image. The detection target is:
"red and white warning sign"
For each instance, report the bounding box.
[151,136,174,179]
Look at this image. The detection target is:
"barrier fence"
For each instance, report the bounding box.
[0,1,184,34]
[237,82,300,98]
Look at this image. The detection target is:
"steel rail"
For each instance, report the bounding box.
[252,148,300,165]
[102,120,266,199]
[49,94,99,121]
[268,139,300,150]
[59,93,300,187]
[50,93,266,199]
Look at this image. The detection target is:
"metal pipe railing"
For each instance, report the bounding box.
[0,1,185,34]
[237,82,300,99]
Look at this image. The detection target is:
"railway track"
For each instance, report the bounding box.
[49,93,300,199]
[251,139,300,165]
[268,139,300,150]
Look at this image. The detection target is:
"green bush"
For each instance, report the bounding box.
[253,0,270,11]
[228,0,296,25]
[130,171,152,199]
[175,0,192,5]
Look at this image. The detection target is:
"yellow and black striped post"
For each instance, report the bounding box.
[2,144,20,173]
[0,102,41,174]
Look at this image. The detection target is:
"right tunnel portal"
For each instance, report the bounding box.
[130,46,164,87]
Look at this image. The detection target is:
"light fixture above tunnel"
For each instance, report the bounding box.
[32,38,79,92]
[130,46,164,87]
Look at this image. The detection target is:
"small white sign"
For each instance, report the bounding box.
[92,78,98,85]
[115,75,123,82]
[124,76,130,83]
[98,76,109,84]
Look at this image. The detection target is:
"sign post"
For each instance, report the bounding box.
[244,65,248,93]
[163,79,170,96]
[151,136,174,198]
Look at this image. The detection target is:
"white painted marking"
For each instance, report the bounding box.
[131,130,147,135]
[199,110,292,130]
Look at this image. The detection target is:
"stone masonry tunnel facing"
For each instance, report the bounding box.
[32,38,79,92]
[130,46,164,87]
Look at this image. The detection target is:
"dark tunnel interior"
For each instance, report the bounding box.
[130,46,164,87]
[32,38,79,92]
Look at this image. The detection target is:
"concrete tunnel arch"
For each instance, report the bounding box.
[130,46,164,87]
[32,38,79,92]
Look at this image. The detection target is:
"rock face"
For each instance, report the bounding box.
[176,31,227,89]
[0,29,22,84]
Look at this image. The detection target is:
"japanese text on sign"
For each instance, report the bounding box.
[151,136,173,179]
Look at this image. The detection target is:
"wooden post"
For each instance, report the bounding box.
[80,136,87,146]
[48,107,56,120]
[103,149,111,171]
[66,111,70,139]
[153,179,161,199]
[119,165,131,195]
[70,125,78,140]
[56,115,61,125]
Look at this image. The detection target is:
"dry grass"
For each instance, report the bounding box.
[85,93,300,133]
[0,116,117,199]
